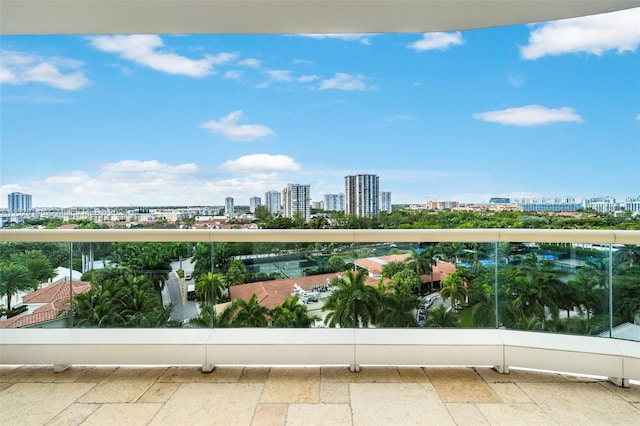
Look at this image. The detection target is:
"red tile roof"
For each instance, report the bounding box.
[0,280,90,329]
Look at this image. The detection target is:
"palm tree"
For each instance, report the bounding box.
[0,263,39,311]
[195,272,225,305]
[390,269,422,295]
[10,250,56,285]
[271,294,318,328]
[381,261,406,279]
[425,305,459,328]
[422,245,439,292]
[406,249,431,276]
[440,270,468,310]
[225,260,247,286]
[378,290,420,327]
[323,269,383,328]
[170,242,191,271]
[228,293,270,327]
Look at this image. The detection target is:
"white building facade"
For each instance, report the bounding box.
[225,197,235,217]
[380,192,392,213]
[345,174,380,217]
[8,192,32,213]
[264,190,281,215]
[249,196,261,213]
[324,194,345,212]
[282,184,311,221]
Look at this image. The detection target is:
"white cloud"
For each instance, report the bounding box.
[386,114,414,122]
[238,58,261,68]
[220,154,301,174]
[408,32,464,51]
[0,50,90,90]
[636,113,640,120]
[292,59,314,65]
[200,111,275,141]
[102,160,198,174]
[319,73,369,91]
[265,69,293,82]
[298,74,319,83]
[90,35,236,77]
[224,70,243,80]
[521,8,640,60]
[473,105,584,126]
[297,34,376,45]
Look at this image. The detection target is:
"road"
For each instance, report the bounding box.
[168,258,199,322]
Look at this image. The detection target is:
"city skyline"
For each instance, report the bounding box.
[1,9,639,208]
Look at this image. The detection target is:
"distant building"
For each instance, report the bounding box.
[264,190,282,215]
[282,184,311,221]
[512,196,581,212]
[489,197,510,204]
[345,174,379,217]
[625,197,640,213]
[8,192,32,213]
[427,201,459,210]
[380,192,392,213]
[225,197,235,216]
[311,201,324,210]
[324,194,345,212]
[249,196,261,213]
[583,197,620,213]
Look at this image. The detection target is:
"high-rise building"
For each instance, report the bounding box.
[225,197,234,216]
[380,192,392,213]
[8,192,32,213]
[512,196,580,212]
[345,174,379,217]
[282,184,310,221]
[625,197,640,213]
[249,196,261,213]
[583,197,620,213]
[264,190,281,215]
[324,194,345,212]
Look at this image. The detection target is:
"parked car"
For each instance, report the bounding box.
[185,272,192,280]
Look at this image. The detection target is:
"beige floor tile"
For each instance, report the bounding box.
[286,403,352,426]
[519,382,640,424]
[1,383,95,425]
[398,367,430,383]
[321,382,350,403]
[488,382,532,403]
[0,382,13,392]
[78,367,164,403]
[150,383,263,425]
[240,367,271,383]
[158,365,243,382]
[446,403,490,426]
[268,367,320,382]
[350,383,454,426]
[474,367,568,383]
[251,403,288,426]
[322,366,401,383]
[599,381,640,403]
[138,382,181,403]
[82,403,162,426]
[45,403,100,426]
[0,366,88,383]
[477,403,555,425]
[74,367,118,384]
[261,377,319,404]
[426,367,500,403]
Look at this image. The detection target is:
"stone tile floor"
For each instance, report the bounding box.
[0,365,639,425]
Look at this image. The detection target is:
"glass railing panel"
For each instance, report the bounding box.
[0,241,75,329]
[497,241,610,336]
[611,244,640,341]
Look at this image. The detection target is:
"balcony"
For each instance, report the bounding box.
[1,228,639,424]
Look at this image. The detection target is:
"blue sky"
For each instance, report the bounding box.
[1,8,639,208]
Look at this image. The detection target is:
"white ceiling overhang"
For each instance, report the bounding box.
[1,0,639,35]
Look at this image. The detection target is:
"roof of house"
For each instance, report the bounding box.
[0,280,91,329]
[354,253,410,276]
[229,271,382,310]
